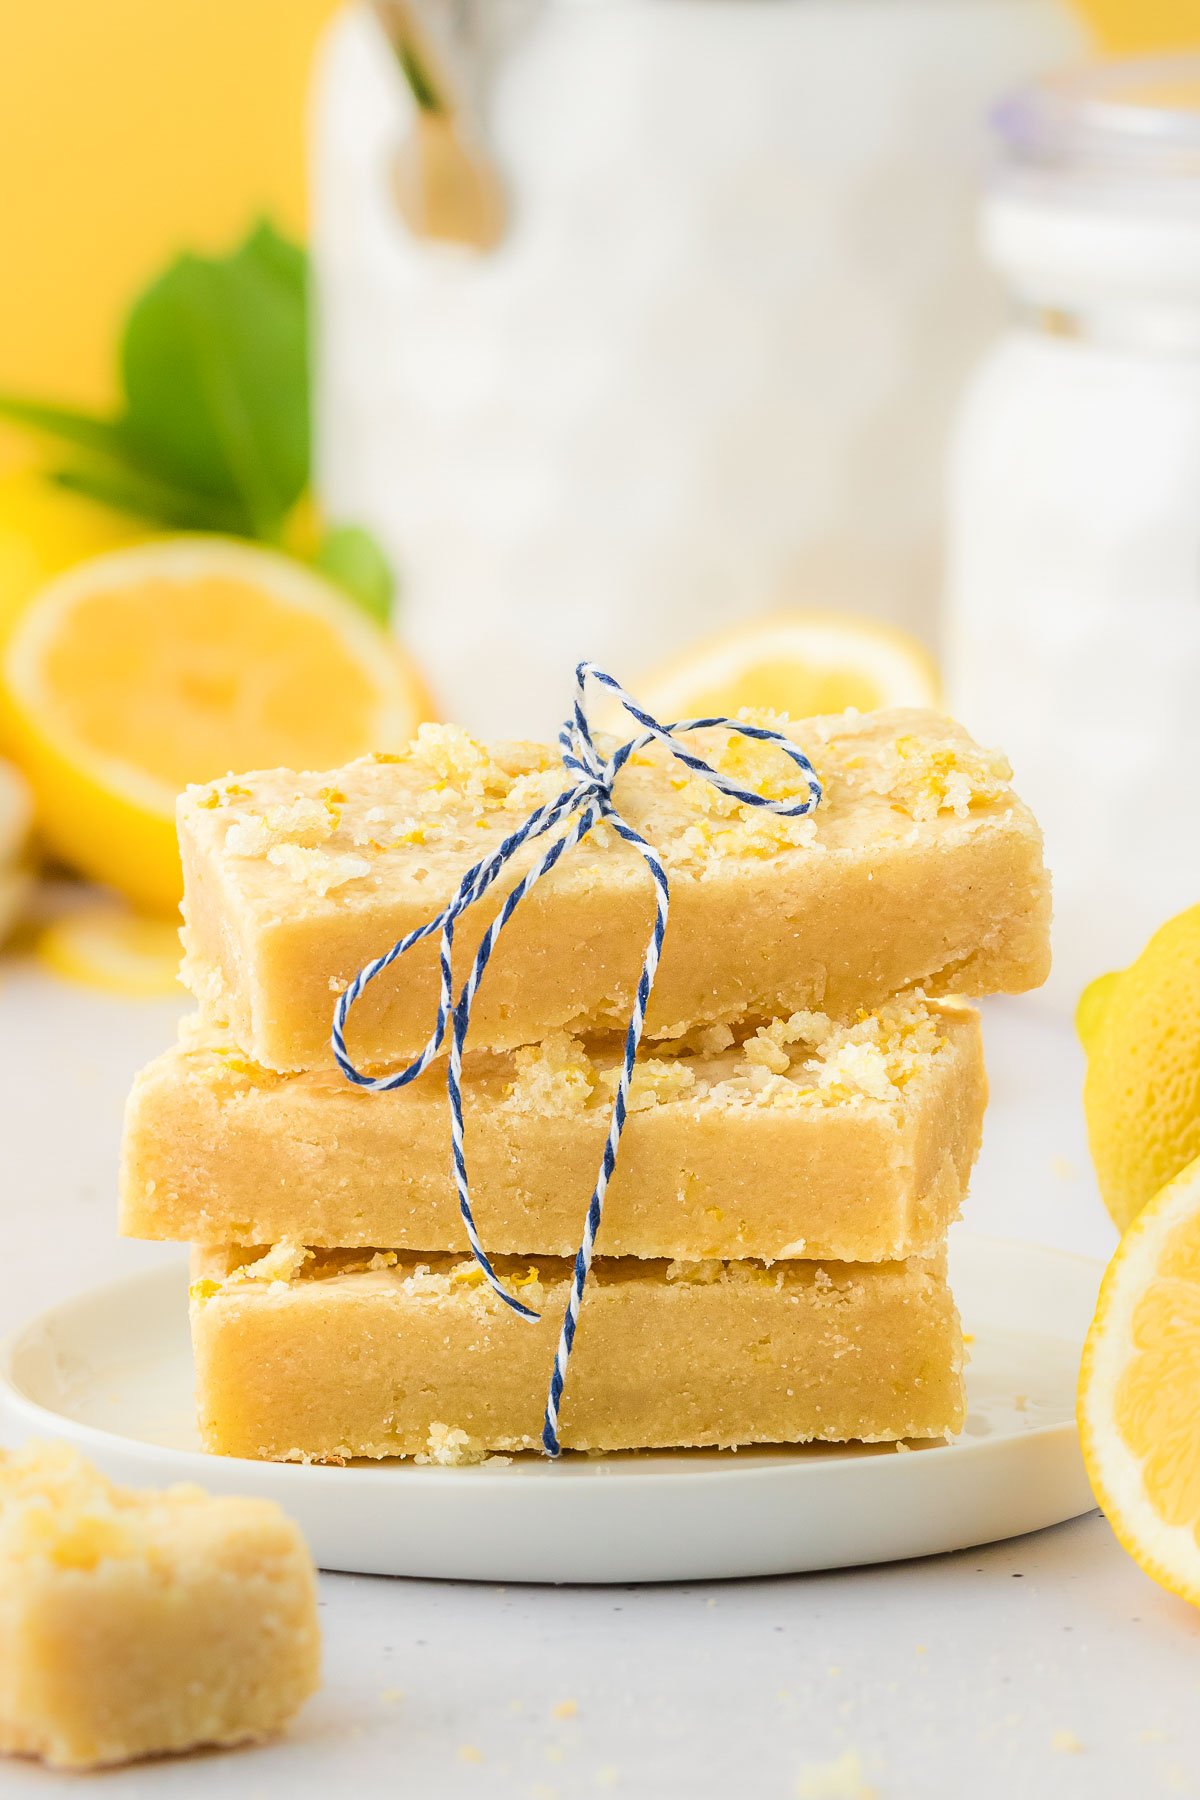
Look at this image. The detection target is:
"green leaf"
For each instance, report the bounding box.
[0,392,258,532]
[51,463,245,534]
[0,393,136,462]
[120,220,310,538]
[312,524,396,624]
[0,221,315,546]
[240,218,307,297]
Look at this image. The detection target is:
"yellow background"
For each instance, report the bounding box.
[0,0,1193,414]
[0,0,338,409]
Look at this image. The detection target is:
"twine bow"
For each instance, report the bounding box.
[332,662,823,1455]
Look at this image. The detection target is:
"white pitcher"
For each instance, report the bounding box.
[313,0,1081,734]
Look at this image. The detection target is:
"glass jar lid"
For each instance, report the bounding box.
[994,54,1200,183]
[984,54,1200,323]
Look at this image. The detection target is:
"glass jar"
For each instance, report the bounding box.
[946,56,1200,1009]
[313,0,1080,736]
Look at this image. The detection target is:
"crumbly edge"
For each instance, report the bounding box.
[166,993,970,1120]
[0,1441,282,1572]
[190,1244,950,1317]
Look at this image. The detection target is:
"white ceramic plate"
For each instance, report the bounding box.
[0,1233,1100,1584]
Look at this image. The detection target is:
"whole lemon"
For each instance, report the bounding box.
[1079,904,1200,1231]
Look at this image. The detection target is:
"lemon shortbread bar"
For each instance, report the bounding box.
[190,1245,965,1461]
[124,997,985,1262]
[0,1442,319,1769]
[178,707,1050,1072]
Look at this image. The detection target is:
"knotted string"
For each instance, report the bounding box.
[332,662,823,1455]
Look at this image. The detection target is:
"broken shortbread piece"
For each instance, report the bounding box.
[0,1442,319,1769]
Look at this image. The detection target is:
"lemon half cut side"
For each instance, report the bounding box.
[1079,1153,1200,1609]
[0,537,431,912]
[632,610,941,725]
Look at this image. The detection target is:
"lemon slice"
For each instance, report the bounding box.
[1079,1153,1200,1607]
[631,611,940,724]
[35,905,183,997]
[0,537,432,913]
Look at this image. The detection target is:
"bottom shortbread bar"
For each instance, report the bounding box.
[190,1246,965,1462]
[0,1442,319,1769]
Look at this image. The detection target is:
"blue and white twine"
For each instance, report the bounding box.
[332,662,823,1456]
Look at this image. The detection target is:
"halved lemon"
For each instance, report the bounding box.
[1078,1153,1200,1608]
[0,465,148,644]
[632,611,941,723]
[1,537,433,913]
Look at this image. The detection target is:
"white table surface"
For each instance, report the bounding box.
[2,954,1198,1799]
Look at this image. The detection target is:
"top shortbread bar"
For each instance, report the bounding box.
[178,707,1050,1073]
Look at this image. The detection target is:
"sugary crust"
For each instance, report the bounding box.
[177,707,1050,1071]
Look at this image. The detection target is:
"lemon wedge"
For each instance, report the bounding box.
[631,611,940,724]
[1079,1152,1200,1609]
[0,538,432,912]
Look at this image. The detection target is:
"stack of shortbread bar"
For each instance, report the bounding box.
[120,706,1050,1464]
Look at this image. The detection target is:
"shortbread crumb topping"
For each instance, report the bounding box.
[499,997,948,1117]
[175,993,954,1120]
[182,707,1018,899]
